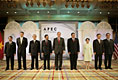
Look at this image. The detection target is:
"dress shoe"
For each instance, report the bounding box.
[43,68,46,70]
[11,68,14,70]
[30,68,34,70]
[59,68,62,70]
[5,68,9,71]
[108,67,112,69]
[105,67,108,69]
[99,68,102,70]
[17,68,21,70]
[95,68,98,70]
[24,68,27,70]
[75,68,77,70]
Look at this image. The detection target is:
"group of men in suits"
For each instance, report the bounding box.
[93,33,114,70]
[4,31,114,71]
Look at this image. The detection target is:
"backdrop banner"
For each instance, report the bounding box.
[40,22,77,59]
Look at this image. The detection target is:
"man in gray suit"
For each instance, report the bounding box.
[53,32,65,70]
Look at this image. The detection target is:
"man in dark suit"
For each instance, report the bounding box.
[29,34,40,70]
[53,32,65,70]
[4,36,16,71]
[16,31,28,70]
[103,33,114,69]
[42,34,52,70]
[93,34,104,70]
[67,33,80,70]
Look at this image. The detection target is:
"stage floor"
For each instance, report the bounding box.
[0,60,118,80]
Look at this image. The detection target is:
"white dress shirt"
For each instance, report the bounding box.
[97,39,101,43]
[33,40,36,43]
[20,37,23,44]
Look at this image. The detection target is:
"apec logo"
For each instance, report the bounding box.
[43,27,57,33]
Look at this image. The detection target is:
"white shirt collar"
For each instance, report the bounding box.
[20,37,23,39]
[33,40,36,42]
[9,41,12,44]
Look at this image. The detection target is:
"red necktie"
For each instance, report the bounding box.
[58,39,60,44]
[72,38,75,42]
[46,41,48,45]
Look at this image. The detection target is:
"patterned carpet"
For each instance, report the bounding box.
[0,60,118,80]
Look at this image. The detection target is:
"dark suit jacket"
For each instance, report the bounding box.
[4,41,16,57]
[29,40,40,56]
[93,39,104,54]
[42,40,52,55]
[67,38,80,53]
[53,37,65,54]
[16,37,28,57]
[103,39,114,54]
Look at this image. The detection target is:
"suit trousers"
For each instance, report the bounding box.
[6,55,14,69]
[104,54,112,68]
[95,54,102,69]
[31,55,38,69]
[17,53,26,69]
[70,53,78,69]
[44,54,50,69]
[55,52,63,69]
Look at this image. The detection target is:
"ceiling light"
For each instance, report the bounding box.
[14,12,17,14]
[100,12,102,14]
[77,11,80,13]
[6,12,9,14]
[47,11,50,13]
[67,11,70,13]
[37,11,40,13]
[108,12,110,14]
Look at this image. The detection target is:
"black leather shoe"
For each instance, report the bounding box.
[95,68,98,70]
[99,68,102,70]
[43,68,46,70]
[105,67,108,69]
[109,67,112,69]
[11,68,14,70]
[75,68,77,70]
[56,68,58,70]
[17,68,21,70]
[30,68,34,70]
[24,68,27,70]
[5,68,9,71]
[59,68,62,70]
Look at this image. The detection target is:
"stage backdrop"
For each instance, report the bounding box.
[4,21,40,60]
[4,21,113,60]
[40,22,77,59]
[78,21,113,60]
